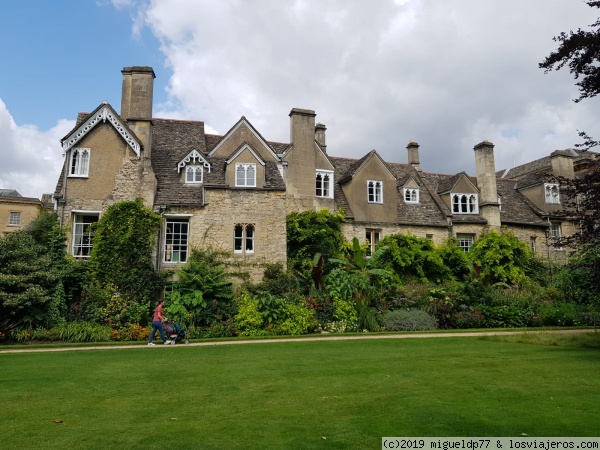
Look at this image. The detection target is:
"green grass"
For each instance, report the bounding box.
[1,333,599,449]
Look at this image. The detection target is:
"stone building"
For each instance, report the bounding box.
[52,66,597,280]
[0,189,44,236]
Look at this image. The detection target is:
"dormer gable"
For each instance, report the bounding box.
[437,172,480,215]
[61,103,142,157]
[209,117,279,162]
[177,149,211,184]
[338,150,396,184]
[226,143,266,188]
[402,175,420,204]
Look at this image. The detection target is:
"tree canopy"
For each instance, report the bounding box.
[539,1,600,103]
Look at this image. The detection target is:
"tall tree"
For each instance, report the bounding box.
[540,2,600,299]
[539,1,600,104]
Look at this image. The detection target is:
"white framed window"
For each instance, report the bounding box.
[316,170,333,198]
[365,229,381,256]
[69,148,90,177]
[186,165,203,184]
[457,234,474,252]
[452,193,479,214]
[234,223,255,254]
[530,236,536,253]
[164,218,189,263]
[72,213,99,258]
[8,211,21,226]
[368,180,383,204]
[545,183,560,204]
[404,188,419,203]
[498,195,502,211]
[236,164,256,187]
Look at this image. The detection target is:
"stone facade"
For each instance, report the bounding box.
[0,190,43,236]
[52,66,598,282]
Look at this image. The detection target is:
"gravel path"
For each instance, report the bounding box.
[0,329,593,354]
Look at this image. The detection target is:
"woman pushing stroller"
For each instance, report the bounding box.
[147,299,172,346]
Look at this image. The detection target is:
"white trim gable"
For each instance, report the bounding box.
[209,118,279,161]
[226,144,266,166]
[177,149,211,173]
[62,104,142,157]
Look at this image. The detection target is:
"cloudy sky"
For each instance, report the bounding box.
[1,0,598,199]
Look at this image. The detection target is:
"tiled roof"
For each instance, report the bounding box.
[152,119,285,206]
[497,179,547,225]
[0,189,21,197]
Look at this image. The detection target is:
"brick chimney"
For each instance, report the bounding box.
[550,150,575,179]
[315,123,327,152]
[407,140,420,170]
[474,140,500,228]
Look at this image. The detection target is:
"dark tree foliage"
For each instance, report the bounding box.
[539,1,600,103]
[541,3,600,300]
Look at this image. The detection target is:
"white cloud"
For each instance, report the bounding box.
[0,99,72,199]
[121,0,599,177]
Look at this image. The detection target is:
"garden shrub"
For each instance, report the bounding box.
[478,304,534,328]
[273,302,317,335]
[233,293,268,336]
[10,322,112,343]
[111,324,150,341]
[535,302,579,326]
[382,309,438,331]
[454,306,486,329]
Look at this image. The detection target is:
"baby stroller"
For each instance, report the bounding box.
[163,320,189,345]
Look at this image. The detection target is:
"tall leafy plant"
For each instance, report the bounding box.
[165,249,234,328]
[326,237,391,331]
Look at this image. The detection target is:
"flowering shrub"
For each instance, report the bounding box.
[111,324,150,341]
[455,306,486,329]
[102,290,149,328]
[331,297,358,332]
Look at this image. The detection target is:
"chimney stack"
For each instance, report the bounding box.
[315,123,327,152]
[121,66,155,121]
[473,140,500,228]
[407,140,421,170]
[550,150,575,179]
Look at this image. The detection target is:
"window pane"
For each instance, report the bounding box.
[164,219,189,262]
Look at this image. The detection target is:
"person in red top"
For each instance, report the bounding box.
[148,299,171,345]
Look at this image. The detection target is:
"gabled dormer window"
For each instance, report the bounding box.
[368,180,383,204]
[186,165,203,184]
[69,148,90,177]
[404,188,419,204]
[545,183,560,204]
[316,170,333,198]
[177,149,211,183]
[236,164,256,187]
[452,193,478,214]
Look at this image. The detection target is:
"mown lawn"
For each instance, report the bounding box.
[1,333,599,449]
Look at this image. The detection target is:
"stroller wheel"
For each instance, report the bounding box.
[185,339,190,345]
